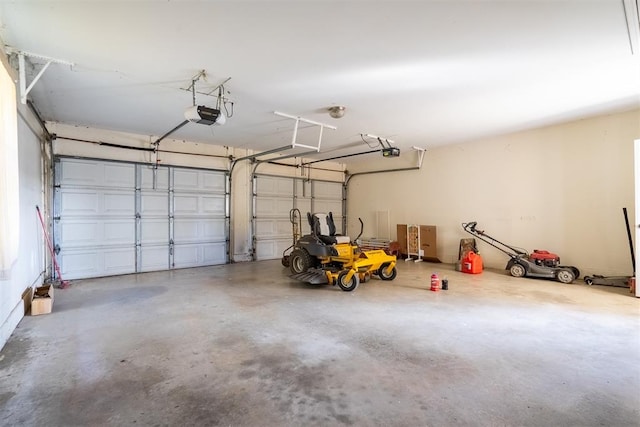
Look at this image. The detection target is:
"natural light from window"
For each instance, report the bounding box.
[0,58,19,278]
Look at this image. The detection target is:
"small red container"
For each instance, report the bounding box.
[430,273,440,291]
[462,251,483,274]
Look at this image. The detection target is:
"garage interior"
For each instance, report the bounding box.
[1,1,639,426]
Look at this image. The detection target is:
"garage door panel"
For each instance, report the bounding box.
[203,243,227,264]
[202,195,226,214]
[103,220,136,244]
[59,250,99,278]
[141,167,169,190]
[313,181,342,198]
[103,192,135,215]
[174,195,225,216]
[255,197,293,217]
[58,219,135,248]
[174,195,198,214]
[255,239,291,260]
[141,192,168,216]
[313,200,343,215]
[173,169,199,190]
[59,190,99,215]
[255,218,292,238]
[60,247,135,279]
[296,199,311,214]
[295,200,312,234]
[104,248,137,274]
[256,176,293,196]
[174,169,226,193]
[295,180,312,197]
[59,159,135,189]
[174,218,225,242]
[59,189,134,217]
[141,219,169,244]
[139,246,169,272]
[173,242,226,268]
[202,172,226,193]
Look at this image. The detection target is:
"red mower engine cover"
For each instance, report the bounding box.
[529,250,560,267]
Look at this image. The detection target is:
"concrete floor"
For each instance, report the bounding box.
[0,260,638,426]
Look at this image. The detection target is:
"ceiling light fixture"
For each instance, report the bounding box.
[328,106,346,119]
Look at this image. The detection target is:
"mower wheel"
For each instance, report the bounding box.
[556,268,575,284]
[337,271,359,292]
[584,276,594,286]
[289,249,313,274]
[281,256,290,267]
[509,263,526,278]
[378,263,397,281]
[570,267,580,279]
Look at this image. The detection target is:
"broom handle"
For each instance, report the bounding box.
[623,207,635,275]
[36,206,65,282]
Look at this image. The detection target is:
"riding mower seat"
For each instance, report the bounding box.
[308,212,350,245]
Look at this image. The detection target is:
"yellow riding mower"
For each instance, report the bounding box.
[283,212,397,291]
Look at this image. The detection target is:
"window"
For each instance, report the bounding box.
[0,58,19,278]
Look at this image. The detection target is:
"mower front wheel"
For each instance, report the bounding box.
[337,271,359,292]
[289,249,313,274]
[509,263,526,278]
[378,263,397,281]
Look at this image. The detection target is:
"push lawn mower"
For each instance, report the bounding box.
[462,221,580,284]
[283,212,398,291]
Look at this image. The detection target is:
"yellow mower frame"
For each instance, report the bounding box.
[321,248,397,291]
[286,213,398,291]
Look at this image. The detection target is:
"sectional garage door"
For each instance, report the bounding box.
[54,158,228,280]
[253,174,344,260]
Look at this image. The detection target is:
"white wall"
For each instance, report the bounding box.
[0,109,46,350]
[347,109,640,277]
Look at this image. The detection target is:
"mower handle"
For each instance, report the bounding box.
[463,221,484,235]
[355,218,364,242]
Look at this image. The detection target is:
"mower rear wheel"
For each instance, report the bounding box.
[378,263,397,281]
[556,268,575,284]
[337,271,359,292]
[289,249,313,274]
[509,263,526,278]
[570,267,580,279]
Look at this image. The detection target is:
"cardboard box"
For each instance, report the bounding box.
[31,284,54,316]
[396,224,441,262]
[22,287,33,315]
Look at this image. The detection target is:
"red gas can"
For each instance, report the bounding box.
[430,273,440,291]
[462,251,483,274]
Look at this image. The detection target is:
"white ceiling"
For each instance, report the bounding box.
[1,1,639,161]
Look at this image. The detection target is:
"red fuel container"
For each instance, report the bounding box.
[462,251,483,274]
